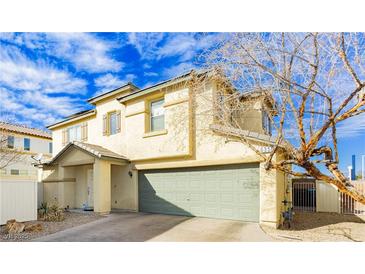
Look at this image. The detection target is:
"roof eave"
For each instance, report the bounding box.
[47,110,96,130]
[87,83,140,105]
[117,69,211,103]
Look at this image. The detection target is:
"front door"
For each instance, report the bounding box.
[87,169,94,207]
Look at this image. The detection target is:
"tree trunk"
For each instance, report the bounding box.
[304,161,365,204]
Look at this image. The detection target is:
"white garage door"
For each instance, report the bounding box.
[0,181,38,225]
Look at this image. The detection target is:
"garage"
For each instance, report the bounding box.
[138,163,260,222]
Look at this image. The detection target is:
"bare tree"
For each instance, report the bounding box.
[0,122,24,169]
[196,32,365,204]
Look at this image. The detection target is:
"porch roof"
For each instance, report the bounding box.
[44,141,129,165]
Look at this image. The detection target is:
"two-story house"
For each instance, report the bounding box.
[40,70,287,228]
[0,122,52,181]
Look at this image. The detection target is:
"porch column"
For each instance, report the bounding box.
[93,159,111,214]
[57,166,65,208]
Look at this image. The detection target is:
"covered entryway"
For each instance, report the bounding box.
[41,141,129,214]
[138,163,260,222]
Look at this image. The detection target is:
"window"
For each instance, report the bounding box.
[24,138,30,151]
[67,125,81,142]
[150,98,165,132]
[109,112,117,135]
[103,111,120,136]
[7,136,14,149]
[263,112,272,135]
[49,142,53,154]
[10,169,19,175]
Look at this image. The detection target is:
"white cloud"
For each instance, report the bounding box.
[0,87,83,128]
[144,71,159,77]
[1,32,124,73]
[128,32,218,62]
[93,73,137,96]
[162,62,195,78]
[0,44,87,94]
[336,115,365,139]
[128,32,165,60]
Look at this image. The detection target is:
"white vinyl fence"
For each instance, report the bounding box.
[293,180,365,215]
[316,181,340,213]
[315,180,365,215]
[0,181,38,225]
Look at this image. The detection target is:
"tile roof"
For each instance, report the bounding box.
[72,141,128,160]
[45,141,128,165]
[0,121,52,139]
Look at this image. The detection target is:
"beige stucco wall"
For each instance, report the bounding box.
[111,164,137,211]
[258,152,288,228]
[43,183,59,205]
[50,80,267,164]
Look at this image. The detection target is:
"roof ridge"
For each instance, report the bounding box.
[0,121,51,136]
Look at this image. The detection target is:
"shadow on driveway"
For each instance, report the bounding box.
[33,212,275,242]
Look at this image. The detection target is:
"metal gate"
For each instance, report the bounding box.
[292,179,316,212]
[341,181,365,215]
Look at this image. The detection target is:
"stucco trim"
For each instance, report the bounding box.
[42,178,76,183]
[143,129,168,138]
[125,109,146,118]
[163,98,189,108]
[133,157,262,170]
[47,110,96,130]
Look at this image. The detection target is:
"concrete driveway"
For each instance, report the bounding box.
[34,212,275,242]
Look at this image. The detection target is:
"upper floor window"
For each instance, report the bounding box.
[62,122,88,146]
[49,142,53,154]
[109,112,117,135]
[150,99,165,132]
[263,112,272,135]
[103,111,121,136]
[7,136,14,149]
[68,125,81,142]
[24,138,30,151]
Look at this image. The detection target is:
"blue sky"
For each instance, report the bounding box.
[0,32,217,127]
[0,32,364,174]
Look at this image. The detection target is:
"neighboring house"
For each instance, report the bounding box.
[41,70,287,228]
[0,122,52,180]
[0,122,52,224]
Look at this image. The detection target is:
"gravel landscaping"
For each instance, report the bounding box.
[262,212,365,242]
[0,211,104,242]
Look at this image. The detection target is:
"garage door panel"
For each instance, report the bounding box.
[220,207,235,219]
[138,163,259,222]
[206,193,220,203]
[221,193,235,203]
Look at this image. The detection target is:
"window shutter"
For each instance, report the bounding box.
[62,129,67,146]
[81,122,88,141]
[116,110,121,133]
[103,114,108,136]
